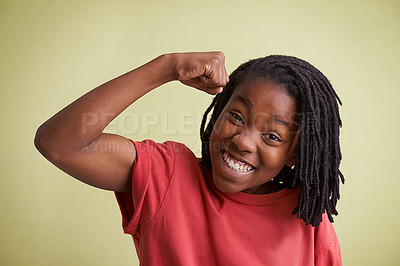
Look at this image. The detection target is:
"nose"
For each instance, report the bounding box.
[231,131,257,153]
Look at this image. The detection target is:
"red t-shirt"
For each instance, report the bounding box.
[115,140,341,266]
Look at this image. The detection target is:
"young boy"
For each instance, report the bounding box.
[35,51,343,265]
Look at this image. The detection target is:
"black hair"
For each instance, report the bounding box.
[200,55,344,227]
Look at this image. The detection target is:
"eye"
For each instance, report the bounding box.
[264,134,281,142]
[230,112,244,124]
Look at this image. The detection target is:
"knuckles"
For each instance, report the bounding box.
[175,51,227,87]
[213,51,225,60]
[210,51,225,64]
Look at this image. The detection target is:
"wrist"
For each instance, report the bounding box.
[158,53,179,82]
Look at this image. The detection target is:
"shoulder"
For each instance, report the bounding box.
[134,139,191,154]
[314,213,341,264]
[132,140,193,160]
[132,139,198,171]
[315,213,339,242]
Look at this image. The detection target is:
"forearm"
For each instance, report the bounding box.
[35,53,176,158]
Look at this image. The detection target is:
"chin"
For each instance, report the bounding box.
[213,177,242,194]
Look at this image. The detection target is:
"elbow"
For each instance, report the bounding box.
[34,125,58,161]
[34,126,47,156]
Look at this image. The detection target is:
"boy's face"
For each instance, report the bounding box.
[209,79,299,194]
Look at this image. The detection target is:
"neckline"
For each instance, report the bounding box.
[200,162,298,206]
[220,188,297,206]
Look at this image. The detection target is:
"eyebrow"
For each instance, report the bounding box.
[272,115,290,128]
[232,95,291,129]
[232,95,252,110]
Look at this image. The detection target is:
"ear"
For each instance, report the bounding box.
[286,129,299,168]
[285,145,298,168]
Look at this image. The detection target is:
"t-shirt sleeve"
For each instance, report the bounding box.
[314,213,342,266]
[114,139,176,236]
[315,239,342,266]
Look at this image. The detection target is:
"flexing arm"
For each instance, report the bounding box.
[34,52,228,192]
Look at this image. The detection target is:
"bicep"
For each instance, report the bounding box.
[50,133,136,192]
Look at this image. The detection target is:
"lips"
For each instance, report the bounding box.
[222,150,256,172]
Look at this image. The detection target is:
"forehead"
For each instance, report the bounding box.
[228,79,297,115]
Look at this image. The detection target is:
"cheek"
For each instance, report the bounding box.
[260,149,289,170]
[208,125,225,156]
[216,114,242,138]
[210,116,232,141]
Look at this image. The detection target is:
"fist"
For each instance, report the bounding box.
[172,51,229,94]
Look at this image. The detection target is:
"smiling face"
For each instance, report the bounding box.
[209,79,299,194]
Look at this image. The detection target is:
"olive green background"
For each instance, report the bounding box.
[1,0,399,265]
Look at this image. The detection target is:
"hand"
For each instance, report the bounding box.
[172,51,229,94]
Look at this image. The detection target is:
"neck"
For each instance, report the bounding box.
[242,181,284,194]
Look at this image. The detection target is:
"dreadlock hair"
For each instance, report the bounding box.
[200,55,344,227]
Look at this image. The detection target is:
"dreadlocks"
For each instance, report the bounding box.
[200,55,344,227]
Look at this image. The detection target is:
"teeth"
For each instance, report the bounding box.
[222,150,254,172]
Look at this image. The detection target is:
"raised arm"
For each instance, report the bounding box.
[34,52,228,192]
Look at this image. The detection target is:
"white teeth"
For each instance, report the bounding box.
[222,150,254,172]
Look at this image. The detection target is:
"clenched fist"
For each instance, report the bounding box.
[171,51,229,94]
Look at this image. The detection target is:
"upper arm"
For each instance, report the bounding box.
[315,240,342,266]
[46,133,136,192]
[314,213,342,266]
